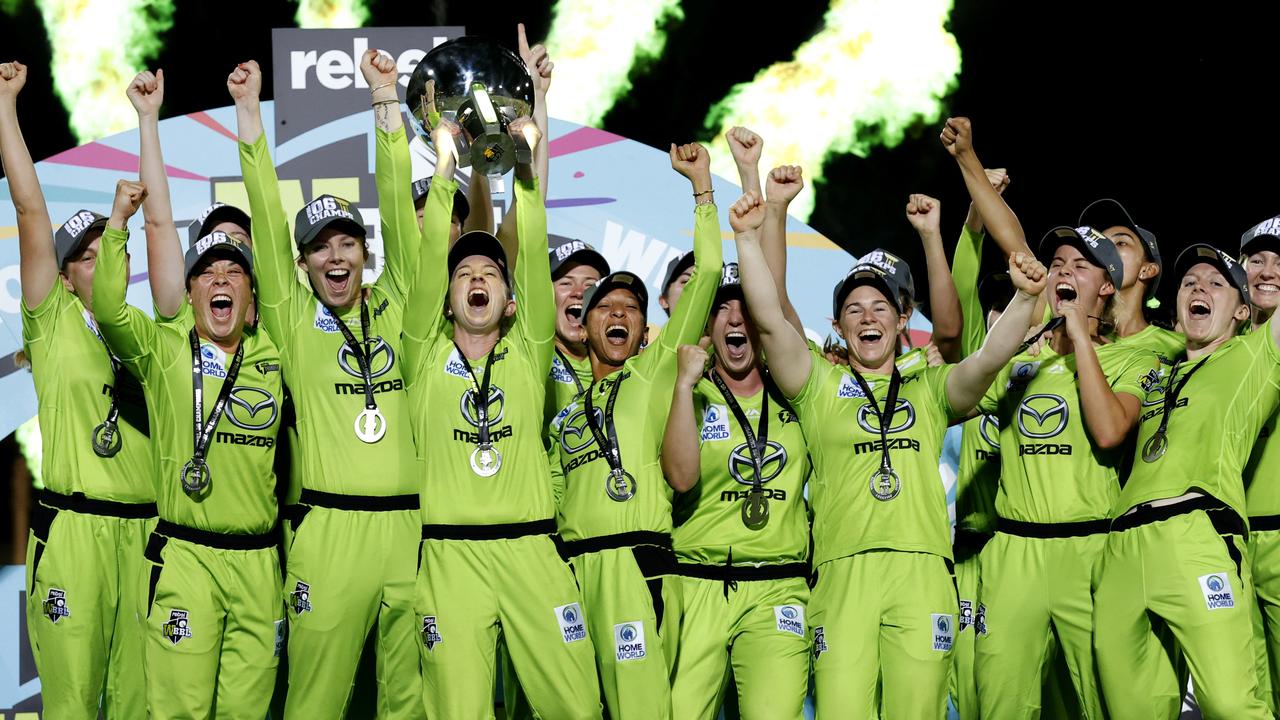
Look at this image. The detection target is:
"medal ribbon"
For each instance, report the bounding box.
[584,372,629,477]
[707,370,770,494]
[329,297,377,413]
[453,342,497,447]
[187,328,245,470]
[848,364,903,479]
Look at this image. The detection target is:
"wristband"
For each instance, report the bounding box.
[370,81,395,94]
[693,189,713,197]
[371,99,399,108]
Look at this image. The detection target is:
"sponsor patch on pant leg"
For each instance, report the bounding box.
[812,626,828,660]
[958,599,973,632]
[163,609,193,646]
[42,588,70,623]
[290,581,312,615]
[614,621,646,661]
[421,615,442,651]
[1198,572,1236,610]
[555,603,587,643]
[931,613,954,651]
[774,605,805,637]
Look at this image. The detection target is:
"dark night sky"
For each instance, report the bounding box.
[2,0,1278,321]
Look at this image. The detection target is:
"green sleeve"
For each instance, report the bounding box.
[977,364,1007,416]
[402,176,454,384]
[548,429,565,507]
[510,176,554,381]
[239,133,302,341]
[639,202,722,397]
[952,224,987,357]
[1111,349,1160,400]
[374,127,419,301]
[93,226,158,378]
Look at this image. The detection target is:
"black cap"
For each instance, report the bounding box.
[54,209,108,267]
[447,231,509,284]
[582,271,649,318]
[661,252,695,296]
[1174,244,1250,307]
[293,195,367,249]
[187,202,251,250]
[1078,198,1161,295]
[832,262,904,318]
[859,248,915,302]
[1038,225,1125,289]
[714,262,743,302]
[184,231,253,279]
[411,178,471,223]
[548,236,610,278]
[1240,213,1280,258]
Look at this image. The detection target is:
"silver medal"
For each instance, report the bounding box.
[470,444,502,477]
[742,489,770,530]
[605,469,637,502]
[91,421,122,458]
[869,468,901,501]
[1141,431,1168,463]
[180,459,212,496]
[354,408,387,443]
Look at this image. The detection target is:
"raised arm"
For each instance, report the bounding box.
[507,117,554,378]
[732,191,810,398]
[727,126,763,197]
[945,252,1045,415]
[1059,295,1141,449]
[941,118,1030,259]
[231,60,300,335]
[403,123,461,348]
[662,340,711,493]
[658,143,723,352]
[905,193,962,363]
[128,69,186,319]
[0,62,57,308]
[364,49,419,300]
[762,165,807,337]
[493,23,553,256]
[953,168,1010,356]
[93,181,158,373]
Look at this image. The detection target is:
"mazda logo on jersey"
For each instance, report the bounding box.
[979,414,1001,449]
[727,440,788,486]
[1017,394,1069,439]
[460,386,506,428]
[336,336,395,379]
[559,406,604,454]
[856,398,915,435]
[226,387,279,431]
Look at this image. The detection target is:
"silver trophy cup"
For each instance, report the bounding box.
[407,36,535,177]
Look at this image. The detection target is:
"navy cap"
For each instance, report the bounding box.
[582,271,649,318]
[661,252,695,297]
[54,210,108,267]
[1240,213,1280,258]
[714,262,743,302]
[447,231,509,285]
[832,262,904,318]
[187,202,251,250]
[548,236,610,278]
[411,177,471,223]
[1038,225,1125,289]
[293,195,367,250]
[184,231,253,279]
[1078,198,1161,296]
[859,248,915,302]
[1174,244,1250,307]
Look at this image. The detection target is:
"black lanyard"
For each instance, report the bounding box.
[1150,357,1208,439]
[329,297,376,412]
[1020,316,1065,352]
[584,372,628,476]
[188,328,245,469]
[848,364,903,477]
[708,369,770,492]
[85,315,123,457]
[555,347,586,397]
[453,342,497,444]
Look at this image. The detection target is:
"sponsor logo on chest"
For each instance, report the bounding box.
[701,404,731,441]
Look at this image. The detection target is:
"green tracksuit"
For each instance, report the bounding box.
[403,176,601,720]
[1094,321,1279,719]
[551,201,721,720]
[240,129,422,719]
[792,350,959,719]
[22,278,155,719]
[1247,404,1280,713]
[948,225,999,720]
[973,342,1158,719]
[664,374,812,720]
[94,226,285,719]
